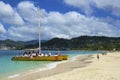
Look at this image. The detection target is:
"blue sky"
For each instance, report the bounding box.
[0,0,120,41]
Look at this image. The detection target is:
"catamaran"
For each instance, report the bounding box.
[11,7,68,61]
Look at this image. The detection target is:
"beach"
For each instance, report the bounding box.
[4,51,120,80]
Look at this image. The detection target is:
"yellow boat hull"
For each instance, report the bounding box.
[12,56,63,61]
[60,55,68,60]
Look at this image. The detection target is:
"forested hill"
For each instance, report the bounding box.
[0,36,120,50]
[0,39,47,50]
[25,36,120,50]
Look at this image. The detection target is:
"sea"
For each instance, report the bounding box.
[0,50,101,79]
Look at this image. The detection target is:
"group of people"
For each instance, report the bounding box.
[97,52,107,60]
[22,51,39,57]
[21,51,51,57]
[20,51,61,57]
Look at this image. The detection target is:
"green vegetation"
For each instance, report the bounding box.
[41,36,120,50]
[0,36,120,50]
[0,39,24,50]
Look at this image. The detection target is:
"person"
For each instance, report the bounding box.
[48,52,52,56]
[32,51,34,53]
[97,54,99,60]
[23,51,27,56]
[36,52,38,56]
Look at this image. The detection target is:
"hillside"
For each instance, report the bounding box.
[25,36,120,50]
[0,36,120,50]
[0,39,24,50]
[0,39,47,50]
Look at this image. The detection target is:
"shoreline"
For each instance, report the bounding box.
[40,51,120,80]
[3,54,94,80]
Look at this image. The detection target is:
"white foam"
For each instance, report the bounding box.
[47,62,59,69]
[36,61,69,72]
[46,60,69,69]
[8,74,20,78]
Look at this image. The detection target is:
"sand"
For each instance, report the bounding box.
[4,51,120,80]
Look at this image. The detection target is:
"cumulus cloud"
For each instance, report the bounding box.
[18,1,38,24]
[93,0,120,17]
[0,1,24,26]
[64,0,120,17]
[64,0,93,15]
[0,1,120,41]
[0,23,6,34]
[0,23,6,40]
[8,26,38,41]
[36,10,119,40]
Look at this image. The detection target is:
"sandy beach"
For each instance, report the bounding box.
[4,51,120,80]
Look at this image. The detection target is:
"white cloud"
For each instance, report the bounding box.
[64,0,93,15]
[8,25,38,41]
[93,0,120,9]
[0,23,7,40]
[0,23,6,34]
[18,1,38,24]
[39,11,119,39]
[64,0,120,17]
[93,0,120,17]
[0,1,24,26]
[0,1,119,41]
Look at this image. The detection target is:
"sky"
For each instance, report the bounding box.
[0,0,120,41]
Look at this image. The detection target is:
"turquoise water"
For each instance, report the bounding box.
[0,50,100,78]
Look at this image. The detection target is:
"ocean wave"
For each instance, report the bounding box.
[8,74,20,78]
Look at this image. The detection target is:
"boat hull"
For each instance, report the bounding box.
[60,55,68,60]
[12,56,63,61]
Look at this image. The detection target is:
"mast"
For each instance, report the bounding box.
[38,7,41,54]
